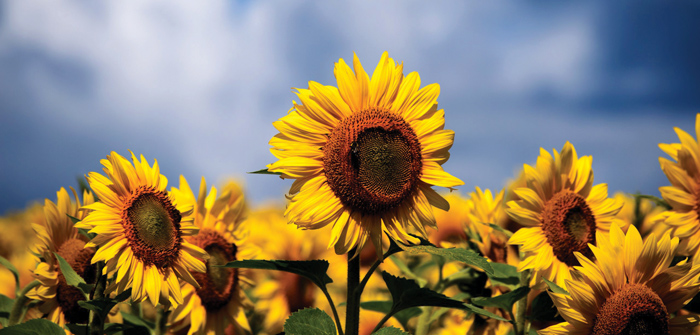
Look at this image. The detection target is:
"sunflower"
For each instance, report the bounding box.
[539,224,700,335]
[74,151,208,306]
[168,177,254,335]
[614,192,668,238]
[506,142,624,288]
[26,187,97,327]
[267,51,463,256]
[656,113,700,257]
[247,205,346,334]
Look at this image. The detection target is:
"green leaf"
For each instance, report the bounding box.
[382,272,465,312]
[471,286,530,313]
[388,256,428,287]
[77,288,132,325]
[0,319,67,334]
[360,301,422,330]
[67,214,81,225]
[103,323,134,335]
[283,307,337,335]
[121,311,155,331]
[54,253,92,294]
[403,245,494,276]
[543,278,569,295]
[487,263,520,290]
[463,303,510,322]
[528,291,563,322]
[219,260,332,290]
[247,168,282,175]
[0,255,20,294]
[0,294,14,327]
[372,326,411,335]
[487,223,513,238]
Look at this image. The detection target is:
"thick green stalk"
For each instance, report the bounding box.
[7,280,40,326]
[155,305,170,335]
[89,261,106,335]
[515,269,530,335]
[345,248,360,335]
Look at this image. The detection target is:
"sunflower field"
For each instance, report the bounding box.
[1,52,700,335]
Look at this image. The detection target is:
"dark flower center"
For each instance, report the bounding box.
[593,283,669,335]
[122,187,182,268]
[55,238,95,324]
[189,229,238,312]
[323,108,422,215]
[541,190,596,266]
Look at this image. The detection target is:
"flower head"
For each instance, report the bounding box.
[268,51,463,256]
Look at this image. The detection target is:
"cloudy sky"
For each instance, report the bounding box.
[1,1,698,214]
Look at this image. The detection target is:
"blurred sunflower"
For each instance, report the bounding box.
[75,151,208,306]
[27,187,96,327]
[268,51,463,256]
[434,309,511,335]
[464,187,517,266]
[506,142,624,287]
[247,205,346,334]
[657,113,700,257]
[614,192,668,238]
[169,177,254,335]
[540,224,700,335]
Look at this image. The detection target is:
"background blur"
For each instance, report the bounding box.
[1,1,699,215]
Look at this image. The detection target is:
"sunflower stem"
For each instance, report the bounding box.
[414,306,432,335]
[89,261,107,335]
[346,247,361,335]
[7,280,40,326]
[515,269,530,335]
[155,305,170,335]
[321,287,344,335]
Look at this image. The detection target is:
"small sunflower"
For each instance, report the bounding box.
[463,187,516,266]
[27,187,97,327]
[506,142,624,287]
[657,113,700,257]
[75,151,208,306]
[614,192,668,238]
[268,51,463,256]
[169,177,254,335]
[540,224,700,335]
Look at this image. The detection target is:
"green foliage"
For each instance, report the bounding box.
[528,291,563,322]
[220,259,332,289]
[487,223,513,238]
[487,263,520,290]
[0,319,66,335]
[360,300,422,330]
[0,294,14,327]
[372,326,411,335]
[121,311,155,333]
[382,271,465,312]
[543,279,569,295]
[462,303,510,322]
[403,245,494,276]
[283,308,337,335]
[471,286,530,313]
[77,288,132,327]
[53,253,93,294]
[0,255,20,295]
[248,168,282,175]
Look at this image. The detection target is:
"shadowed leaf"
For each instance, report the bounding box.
[284,308,336,335]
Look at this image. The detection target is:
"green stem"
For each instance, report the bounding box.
[345,248,360,335]
[414,306,432,335]
[321,288,344,335]
[89,261,106,335]
[370,309,396,334]
[515,269,530,335]
[155,305,170,335]
[8,280,40,326]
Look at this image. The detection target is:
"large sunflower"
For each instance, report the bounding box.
[27,187,97,327]
[540,224,700,335]
[75,151,208,306]
[657,113,700,257]
[168,177,254,335]
[506,142,624,287]
[267,51,463,256]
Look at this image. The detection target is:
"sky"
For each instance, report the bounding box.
[0,1,699,215]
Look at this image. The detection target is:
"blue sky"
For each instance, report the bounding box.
[0,1,698,214]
